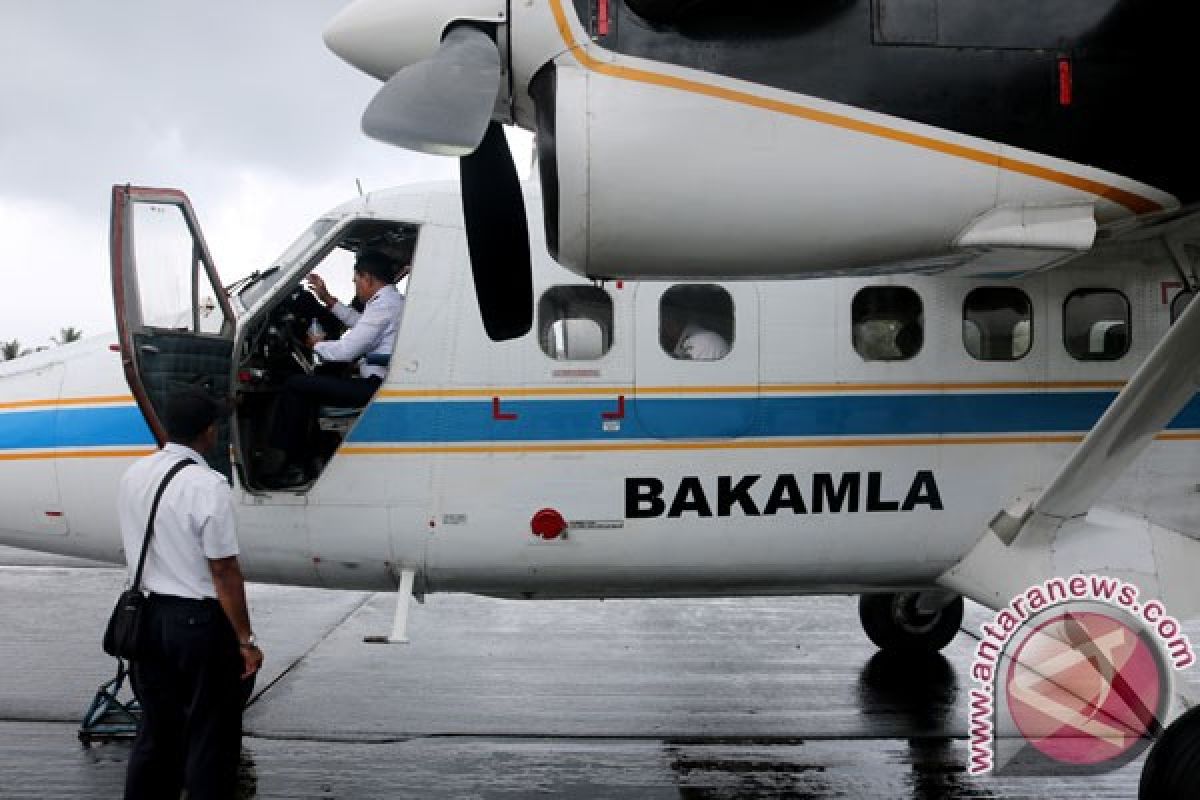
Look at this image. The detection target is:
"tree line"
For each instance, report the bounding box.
[2,327,84,361]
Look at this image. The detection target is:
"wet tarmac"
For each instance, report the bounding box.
[1,545,1195,799]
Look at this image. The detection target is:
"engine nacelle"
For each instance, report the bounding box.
[532,57,1146,281]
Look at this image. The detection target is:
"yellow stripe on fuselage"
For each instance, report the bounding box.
[340,434,1089,457]
[0,395,135,412]
[0,448,154,462]
[376,380,1126,401]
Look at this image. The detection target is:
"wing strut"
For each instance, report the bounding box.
[940,245,1200,614]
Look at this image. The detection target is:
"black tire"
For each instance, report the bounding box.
[859,593,964,654]
[1139,705,1200,800]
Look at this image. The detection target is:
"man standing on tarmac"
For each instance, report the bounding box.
[118,386,264,800]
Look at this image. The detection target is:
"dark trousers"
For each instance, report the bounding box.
[125,595,253,800]
[269,374,381,460]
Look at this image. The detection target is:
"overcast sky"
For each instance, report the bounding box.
[0,1,530,349]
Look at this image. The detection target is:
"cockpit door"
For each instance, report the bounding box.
[110,185,237,477]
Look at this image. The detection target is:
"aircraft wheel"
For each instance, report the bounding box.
[858,592,963,654]
[1139,705,1200,799]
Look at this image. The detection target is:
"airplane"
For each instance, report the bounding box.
[0,177,1197,793]
[314,0,1200,790]
[1,0,1198,788]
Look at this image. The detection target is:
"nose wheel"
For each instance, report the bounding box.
[859,592,964,654]
[1139,705,1200,799]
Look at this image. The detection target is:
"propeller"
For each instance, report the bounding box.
[361,25,501,157]
[357,24,533,341]
[461,121,533,342]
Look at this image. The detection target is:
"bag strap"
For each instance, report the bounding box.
[131,457,197,591]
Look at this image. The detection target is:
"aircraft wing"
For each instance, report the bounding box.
[940,228,1200,619]
[1009,276,1200,530]
[1006,207,1200,527]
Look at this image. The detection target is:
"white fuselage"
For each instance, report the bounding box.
[0,182,1195,601]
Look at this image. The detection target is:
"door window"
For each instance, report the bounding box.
[132,202,228,335]
[659,285,734,361]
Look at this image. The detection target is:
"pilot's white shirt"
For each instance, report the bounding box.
[316,283,406,380]
[674,324,731,361]
[117,443,239,600]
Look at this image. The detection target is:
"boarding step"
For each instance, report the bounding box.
[78,659,140,745]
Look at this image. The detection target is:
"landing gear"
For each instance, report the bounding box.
[1139,705,1200,799]
[859,592,964,654]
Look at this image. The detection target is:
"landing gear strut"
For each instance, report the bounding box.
[859,592,964,654]
[1140,705,1200,799]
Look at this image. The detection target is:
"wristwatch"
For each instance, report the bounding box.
[239,633,258,650]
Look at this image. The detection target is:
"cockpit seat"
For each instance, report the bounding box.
[317,405,360,434]
[317,353,390,432]
[364,353,391,368]
[316,353,390,432]
[316,405,362,436]
[319,406,361,418]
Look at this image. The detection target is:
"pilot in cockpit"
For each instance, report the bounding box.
[260,250,408,488]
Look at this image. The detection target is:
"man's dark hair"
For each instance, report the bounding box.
[354,250,398,284]
[165,386,229,443]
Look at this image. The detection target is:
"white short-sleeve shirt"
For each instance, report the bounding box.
[117,442,240,599]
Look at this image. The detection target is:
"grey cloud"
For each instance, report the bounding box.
[0,0,462,345]
[0,0,445,212]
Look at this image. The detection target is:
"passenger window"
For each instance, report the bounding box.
[1171,289,1195,324]
[963,287,1032,361]
[851,287,922,361]
[1064,289,1130,361]
[538,286,613,361]
[660,285,734,361]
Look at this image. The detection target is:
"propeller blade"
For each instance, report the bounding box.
[361,26,501,157]
[460,121,533,341]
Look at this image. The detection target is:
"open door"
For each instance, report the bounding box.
[110,185,236,479]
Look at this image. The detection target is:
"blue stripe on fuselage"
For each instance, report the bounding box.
[2,393,1199,451]
[0,406,155,450]
[345,388,1123,443]
[346,391,1141,443]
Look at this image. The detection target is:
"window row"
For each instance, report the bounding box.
[536,283,1157,364]
[852,286,1133,363]
[539,285,733,362]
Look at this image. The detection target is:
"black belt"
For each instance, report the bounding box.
[146,592,219,608]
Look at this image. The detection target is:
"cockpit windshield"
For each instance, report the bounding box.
[236,218,339,310]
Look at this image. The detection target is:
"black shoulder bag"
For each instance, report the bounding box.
[102,458,196,659]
